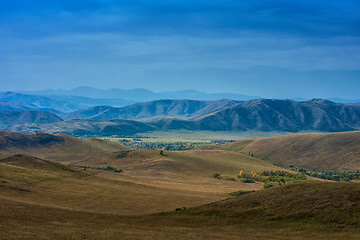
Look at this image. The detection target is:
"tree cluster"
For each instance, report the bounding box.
[289,166,360,182]
[238,170,308,188]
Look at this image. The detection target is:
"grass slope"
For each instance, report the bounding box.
[222,131,360,170]
[0,131,129,163]
[0,149,284,217]
[1,182,359,240]
[79,149,290,194]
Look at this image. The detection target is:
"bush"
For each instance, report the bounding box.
[239,178,255,183]
[264,182,273,188]
[212,173,221,179]
[224,176,236,181]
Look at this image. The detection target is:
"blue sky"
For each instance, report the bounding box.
[1,0,359,99]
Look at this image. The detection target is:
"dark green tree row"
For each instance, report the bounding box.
[289,166,360,182]
[238,170,308,188]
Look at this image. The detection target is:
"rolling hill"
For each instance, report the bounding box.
[1,180,359,239]
[0,129,359,239]
[222,131,360,170]
[0,131,129,163]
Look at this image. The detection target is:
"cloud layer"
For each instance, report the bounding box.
[1,0,359,98]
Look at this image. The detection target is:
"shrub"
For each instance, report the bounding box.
[212,173,221,179]
[239,178,255,183]
[224,176,236,181]
[264,182,273,188]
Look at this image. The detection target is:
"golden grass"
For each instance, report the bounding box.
[222,131,360,170]
[1,149,282,216]
[1,182,359,240]
[1,131,359,239]
[0,132,129,163]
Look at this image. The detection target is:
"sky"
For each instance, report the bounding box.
[0,0,360,99]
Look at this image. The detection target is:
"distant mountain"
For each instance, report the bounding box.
[0,110,63,129]
[6,99,360,135]
[0,91,134,113]
[22,87,258,102]
[193,99,360,132]
[62,99,240,120]
[0,92,80,112]
[159,89,258,101]
[7,119,156,136]
[47,95,134,108]
[329,98,360,104]
[0,100,37,111]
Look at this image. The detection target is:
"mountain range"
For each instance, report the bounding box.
[0,91,134,113]
[61,99,241,120]
[2,98,360,136]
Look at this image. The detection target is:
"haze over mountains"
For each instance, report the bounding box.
[21,86,259,102]
[1,87,360,136]
[1,98,359,136]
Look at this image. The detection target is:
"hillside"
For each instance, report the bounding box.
[0,147,286,218]
[0,131,129,163]
[0,130,359,239]
[1,182,359,239]
[160,182,360,229]
[0,153,86,176]
[222,131,360,170]
[62,99,240,120]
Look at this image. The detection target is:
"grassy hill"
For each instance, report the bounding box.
[222,131,360,170]
[1,182,359,239]
[1,131,359,239]
[0,131,129,163]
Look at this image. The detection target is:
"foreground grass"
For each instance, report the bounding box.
[1,182,359,240]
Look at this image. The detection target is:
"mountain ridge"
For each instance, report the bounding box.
[2,98,360,135]
[62,99,241,120]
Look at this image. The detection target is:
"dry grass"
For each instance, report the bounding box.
[0,132,129,163]
[1,131,359,239]
[1,182,359,240]
[1,150,279,216]
[222,131,360,170]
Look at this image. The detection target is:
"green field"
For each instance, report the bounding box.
[135,130,293,141]
[100,130,296,150]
